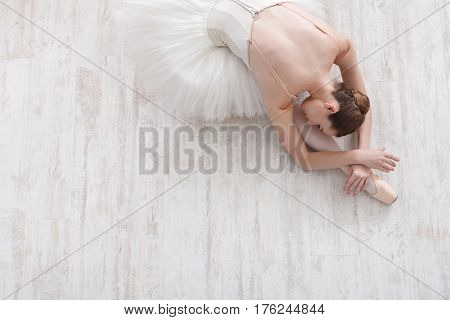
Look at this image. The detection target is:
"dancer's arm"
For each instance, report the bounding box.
[268,105,357,170]
[267,105,398,171]
[334,35,375,191]
[335,36,372,149]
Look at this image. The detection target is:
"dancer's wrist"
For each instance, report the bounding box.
[350,149,363,165]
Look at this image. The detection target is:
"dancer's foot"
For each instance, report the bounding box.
[366,171,398,204]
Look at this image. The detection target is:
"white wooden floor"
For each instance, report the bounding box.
[0,0,449,299]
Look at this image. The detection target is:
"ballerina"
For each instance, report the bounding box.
[116,0,400,204]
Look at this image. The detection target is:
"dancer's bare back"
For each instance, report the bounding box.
[248,2,349,111]
[248,2,361,171]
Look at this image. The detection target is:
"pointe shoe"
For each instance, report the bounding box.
[366,171,398,205]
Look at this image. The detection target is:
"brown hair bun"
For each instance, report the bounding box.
[351,89,370,115]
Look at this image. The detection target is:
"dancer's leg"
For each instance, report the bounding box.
[293,105,377,194]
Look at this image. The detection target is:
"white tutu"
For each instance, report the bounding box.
[115,0,327,123]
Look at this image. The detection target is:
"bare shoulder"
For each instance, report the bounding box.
[307,17,352,64]
[333,31,353,64]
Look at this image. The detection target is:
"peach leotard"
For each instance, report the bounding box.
[207,0,340,110]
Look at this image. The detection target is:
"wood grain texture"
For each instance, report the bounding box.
[0,0,448,299]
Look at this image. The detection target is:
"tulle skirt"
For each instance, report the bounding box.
[115,0,326,123]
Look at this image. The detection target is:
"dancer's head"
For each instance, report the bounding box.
[301,82,370,137]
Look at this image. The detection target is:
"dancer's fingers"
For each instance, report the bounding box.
[348,177,361,195]
[344,174,358,192]
[354,178,366,196]
[378,164,390,173]
[384,159,396,167]
[386,153,400,162]
[386,162,396,171]
[381,163,395,172]
[344,173,356,190]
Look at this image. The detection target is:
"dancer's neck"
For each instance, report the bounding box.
[310,81,337,102]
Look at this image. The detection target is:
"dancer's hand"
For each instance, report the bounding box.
[344,165,370,196]
[356,147,400,173]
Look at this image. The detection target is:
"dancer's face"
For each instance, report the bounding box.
[301,97,338,136]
